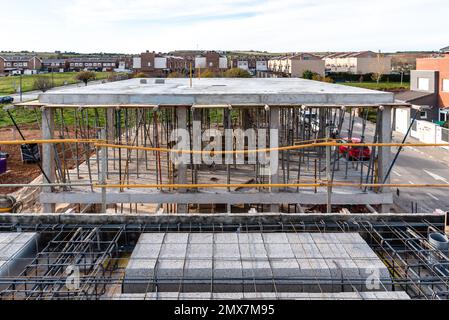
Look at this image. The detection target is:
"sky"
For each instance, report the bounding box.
[1,0,447,54]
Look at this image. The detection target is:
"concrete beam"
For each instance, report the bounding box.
[0,213,444,226]
[39,191,394,205]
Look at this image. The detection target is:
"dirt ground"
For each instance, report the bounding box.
[0,124,92,195]
[0,125,42,194]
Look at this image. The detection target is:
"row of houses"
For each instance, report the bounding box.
[0,50,394,78]
[132,51,271,76]
[266,51,393,78]
[0,55,132,76]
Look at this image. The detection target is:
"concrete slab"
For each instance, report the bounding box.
[39,78,395,106]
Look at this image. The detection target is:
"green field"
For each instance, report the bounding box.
[339,81,410,91]
[0,72,110,96]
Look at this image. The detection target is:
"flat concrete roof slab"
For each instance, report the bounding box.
[39,78,395,106]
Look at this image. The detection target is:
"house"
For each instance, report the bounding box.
[415,55,449,123]
[0,55,42,75]
[194,51,228,73]
[42,59,68,72]
[229,56,270,74]
[323,51,392,75]
[133,51,188,76]
[268,53,325,78]
[67,57,117,72]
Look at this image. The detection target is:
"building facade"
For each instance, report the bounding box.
[0,55,42,75]
[268,53,325,78]
[194,51,228,73]
[133,51,188,76]
[416,55,449,122]
[42,59,68,72]
[229,56,270,74]
[323,51,392,75]
[67,57,117,72]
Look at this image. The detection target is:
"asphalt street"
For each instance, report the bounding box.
[342,112,449,213]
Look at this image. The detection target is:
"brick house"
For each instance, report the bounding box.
[268,53,325,78]
[42,59,68,72]
[229,56,270,74]
[68,57,117,72]
[415,54,449,122]
[194,51,228,73]
[0,55,42,75]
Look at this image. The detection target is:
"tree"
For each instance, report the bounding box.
[223,68,251,78]
[76,71,96,86]
[33,76,52,92]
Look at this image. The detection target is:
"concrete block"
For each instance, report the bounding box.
[213,292,244,300]
[123,258,157,293]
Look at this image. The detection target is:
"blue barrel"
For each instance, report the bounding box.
[0,158,6,174]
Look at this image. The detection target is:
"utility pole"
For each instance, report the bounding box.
[19,74,23,102]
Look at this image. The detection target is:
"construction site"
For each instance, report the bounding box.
[1,77,449,300]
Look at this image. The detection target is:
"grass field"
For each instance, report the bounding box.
[338,81,410,91]
[0,72,110,96]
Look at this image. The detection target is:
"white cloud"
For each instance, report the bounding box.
[1,0,448,53]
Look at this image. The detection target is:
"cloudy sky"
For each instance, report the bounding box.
[2,0,447,53]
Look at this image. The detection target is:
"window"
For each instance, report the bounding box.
[418,77,430,91]
[420,111,427,119]
[23,62,27,67]
[443,79,449,92]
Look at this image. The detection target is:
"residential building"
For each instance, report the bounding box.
[268,53,325,78]
[133,51,188,76]
[0,55,42,75]
[323,51,392,75]
[229,56,270,74]
[416,55,449,122]
[42,59,68,72]
[68,57,117,72]
[395,70,440,126]
[194,51,228,73]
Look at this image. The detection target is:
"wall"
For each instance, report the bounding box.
[291,59,325,77]
[356,57,392,75]
[417,57,449,108]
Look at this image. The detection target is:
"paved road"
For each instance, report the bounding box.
[342,113,449,213]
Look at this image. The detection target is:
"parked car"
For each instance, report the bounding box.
[338,137,371,161]
[0,96,14,104]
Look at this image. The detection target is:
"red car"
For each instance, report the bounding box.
[338,137,371,161]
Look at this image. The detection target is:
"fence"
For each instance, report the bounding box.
[409,119,449,151]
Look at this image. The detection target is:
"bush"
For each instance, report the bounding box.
[167,71,185,78]
[133,72,147,78]
[33,76,52,92]
[223,68,251,78]
[76,71,96,86]
[302,70,315,80]
[199,70,217,78]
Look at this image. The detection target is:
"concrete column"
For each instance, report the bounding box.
[176,106,188,213]
[378,106,392,213]
[41,107,55,213]
[270,106,280,213]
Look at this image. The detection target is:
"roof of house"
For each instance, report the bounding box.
[0,55,40,62]
[395,90,434,103]
[440,46,449,52]
[42,59,67,64]
[322,51,377,59]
